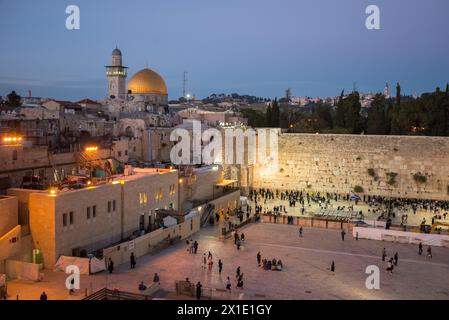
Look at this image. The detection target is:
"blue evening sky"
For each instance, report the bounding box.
[0,0,448,100]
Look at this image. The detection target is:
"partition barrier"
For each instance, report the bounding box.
[5,260,40,281]
[103,214,201,267]
[353,226,449,247]
[262,214,353,231]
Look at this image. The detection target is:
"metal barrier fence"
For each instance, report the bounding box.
[83,288,153,300]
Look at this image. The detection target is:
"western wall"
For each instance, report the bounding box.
[251,134,449,201]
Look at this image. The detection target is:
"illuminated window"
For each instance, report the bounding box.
[155,188,163,200]
[139,192,148,206]
[169,184,176,195]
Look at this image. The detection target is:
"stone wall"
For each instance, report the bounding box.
[0,195,18,236]
[252,134,449,200]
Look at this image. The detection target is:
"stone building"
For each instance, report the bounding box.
[25,168,178,267]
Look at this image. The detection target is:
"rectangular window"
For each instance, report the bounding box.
[125,150,128,156]
[108,201,111,213]
[87,207,91,219]
[63,213,67,227]
[93,205,97,218]
[113,200,116,211]
[69,211,74,225]
[12,150,18,161]
[118,151,122,157]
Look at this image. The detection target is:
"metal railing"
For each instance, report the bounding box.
[83,288,153,300]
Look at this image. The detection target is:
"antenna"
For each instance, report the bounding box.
[182,71,188,98]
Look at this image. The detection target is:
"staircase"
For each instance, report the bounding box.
[200,204,215,227]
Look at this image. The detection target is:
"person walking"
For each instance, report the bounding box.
[382,248,387,262]
[237,278,244,289]
[257,252,261,267]
[418,242,423,255]
[241,233,245,242]
[355,232,359,241]
[68,278,75,295]
[236,239,241,250]
[130,252,136,269]
[218,259,223,274]
[236,266,241,278]
[226,277,232,293]
[393,252,398,266]
[299,226,303,238]
[341,230,346,241]
[208,251,213,260]
[193,241,198,254]
[427,246,432,259]
[330,261,335,272]
[108,258,114,274]
[386,258,394,273]
[202,254,207,269]
[196,282,202,300]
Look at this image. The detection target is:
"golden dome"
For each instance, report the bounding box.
[127,68,167,95]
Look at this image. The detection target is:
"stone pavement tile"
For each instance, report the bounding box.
[6,222,449,300]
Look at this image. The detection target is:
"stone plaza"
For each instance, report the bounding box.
[6,218,449,300]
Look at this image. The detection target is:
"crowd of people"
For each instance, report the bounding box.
[249,188,449,231]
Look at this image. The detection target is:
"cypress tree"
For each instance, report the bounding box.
[265,104,273,127]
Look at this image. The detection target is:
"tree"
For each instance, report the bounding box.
[6,90,21,108]
[265,104,273,127]
[334,91,347,129]
[396,82,401,106]
[335,92,364,133]
[367,94,387,134]
[271,98,280,127]
[240,109,266,127]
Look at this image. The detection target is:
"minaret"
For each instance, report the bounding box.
[383,81,389,98]
[105,47,128,99]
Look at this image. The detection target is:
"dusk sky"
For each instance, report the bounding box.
[1,0,448,100]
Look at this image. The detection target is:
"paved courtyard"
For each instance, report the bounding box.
[6,220,449,300]
[256,197,448,227]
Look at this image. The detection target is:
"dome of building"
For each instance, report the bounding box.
[127,68,167,96]
[112,47,122,56]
